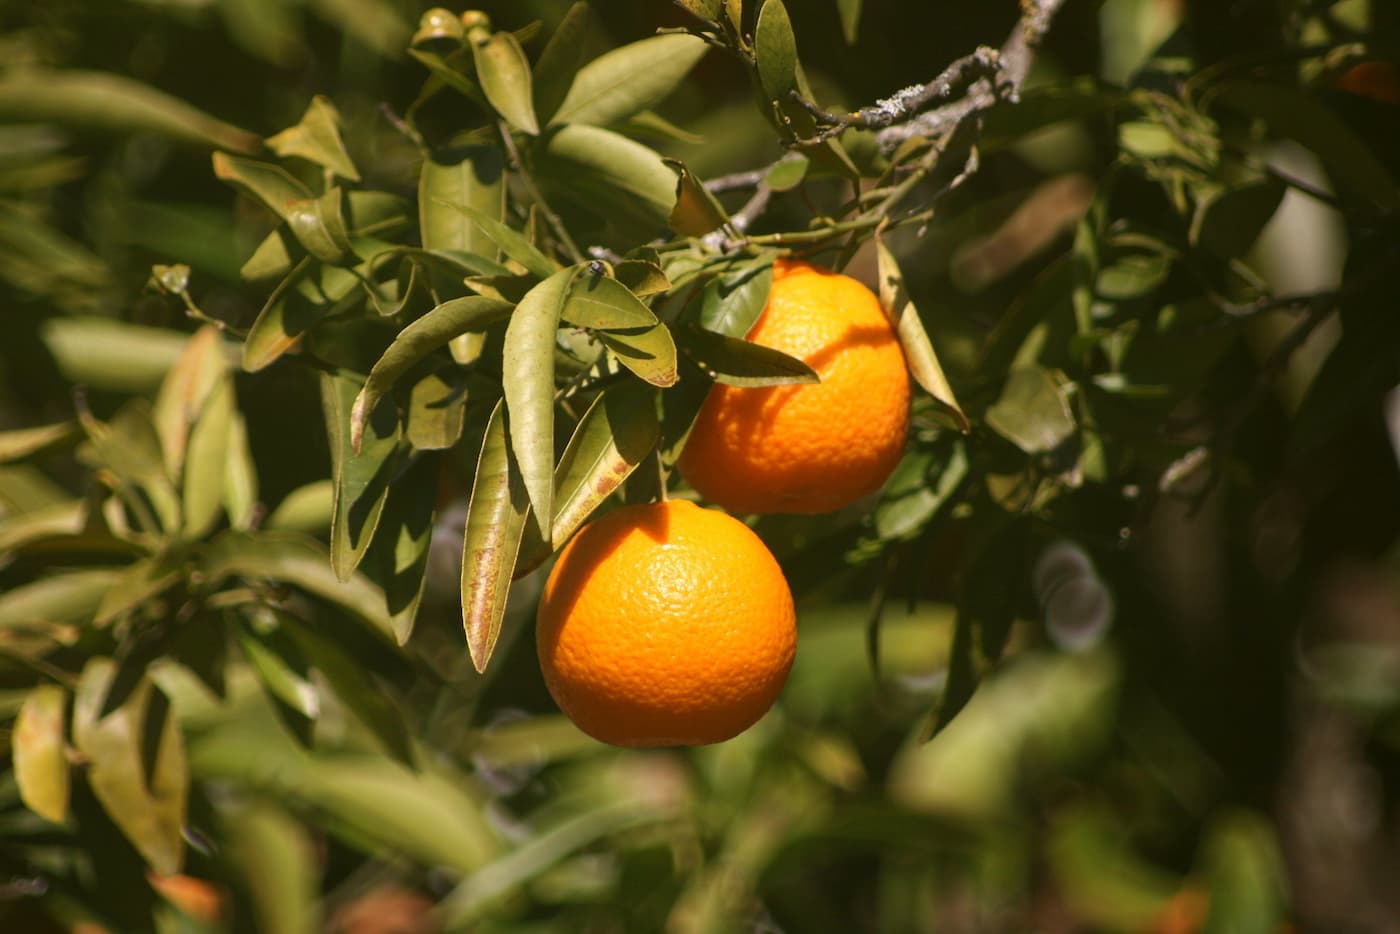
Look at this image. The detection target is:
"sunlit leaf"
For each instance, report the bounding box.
[614,251,671,297]
[766,153,809,191]
[266,95,360,182]
[182,377,235,540]
[696,260,773,337]
[535,125,677,237]
[286,186,359,266]
[72,658,187,875]
[224,412,259,530]
[212,152,312,219]
[562,272,659,330]
[224,804,322,934]
[13,685,70,825]
[503,266,578,528]
[404,371,468,452]
[472,31,539,135]
[367,454,438,645]
[419,144,507,269]
[876,237,970,432]
[323,371,402,581]
[152,326,225,479]
[837,0,862,44]
[94,555,184,627]
[599,324,680,388]
[551,34,707,128]
[462,401,531,672]
[265,481,335,535]
[0,421,78,464]
[0,70,260,153]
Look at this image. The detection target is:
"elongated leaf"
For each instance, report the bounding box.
[224,805,321,934]
[201,531,398,642]
[153,326,226,478]
[78,399,182,534]
[598,325,680,388]
[0,70,260,153]
[837,0,862,43]
[986,366,1076,454]
[212,152,312,218]
[462,401,531,672]
[240,625,319,722]
[265,481,335,535]
[766,153,809,191]
[532,1,594,123]
[697,260,773,337]
[408,48,488,106]
[419,144,507,264]
[405,371,467,451]
[754,0,798,102]
[472,31,539,135]
[286,187,358,266]
[562,273,659,329]
[665,159,731,237]
[551,34,707,128]
[13,685,70,824]
[266,95,360,182]
[430,200,556,279]
[535,125,677,237]
[503,267,578,529]
[72,659,187,875]
[875,238,970,433]
[350,297,512,452]
[680,325,817,387]
[183,377,235,539]
[1190,177,1285,260]
[516,382,659,577]
[225,412,259,530]
[368,454,438,645]
[0,569,119,627]
[0,422,77,464]
[323,372,401,581]
[615,251,671,297]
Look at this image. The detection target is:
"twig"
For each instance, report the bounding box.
[495,122,586,265]
[730,182,772,234]
[705,169,767,193]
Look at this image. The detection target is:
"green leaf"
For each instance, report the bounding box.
[418,144,507,265]
[754,0,798,102]
[286,187,359,266]
[876,237,970,433]
[13,685,70,825]
[405,370,468,451]
[614,251,671,297]
[266,95,361,182]
[599,324,680,388]
[0,70,260,153]
[306,0,411,58]
[1190,177,1285,260]
[532,1,594,124]
[201,531,399,642]
[407,48,487,107]
[548,384,659,534]
[550,34,707,128]
[430,199,557,279]
[0,569,119,627]
[535,125,677,237]
[837,0,862,44]
[0,421,78,464]
[368,454,438,645]
[182,377,236,540]
[225,411,260,530]
[240,624,319,724]
[986,366,1076,454]
[351,296,512,452]
[677,0,723,18]
[323,372,402,581]
[411,7,464,46]
[1200,812,1289,934]
[212,152,312,219]
[78,399,182,535]
[1207,79,1400,214]
[153,325,226,478]
[72,659,188,875]
[503,267,579,529]
[697,260,773,336]
[265,481,335,535]
[462,401,531,672]
[680,325,817,387]
[472,31,539,135]
[665,159,731,237]
[872,442,969,543]
[242,227,297,285]
[94,555,184,627]
[766,153,809,191]
[562,272,659,329]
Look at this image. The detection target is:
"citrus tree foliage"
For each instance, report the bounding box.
[1,0,1398,930]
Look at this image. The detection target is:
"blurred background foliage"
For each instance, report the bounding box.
[0,0,1399,931]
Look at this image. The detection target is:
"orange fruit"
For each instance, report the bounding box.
[678,259,911,515]
[536,499,796,747]
[147,873,225,925]
[1335,61,1400,104]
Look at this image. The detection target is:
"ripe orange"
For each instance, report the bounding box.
[536,499,796,747]
[147,873,225,924]
[678,259,911,514]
